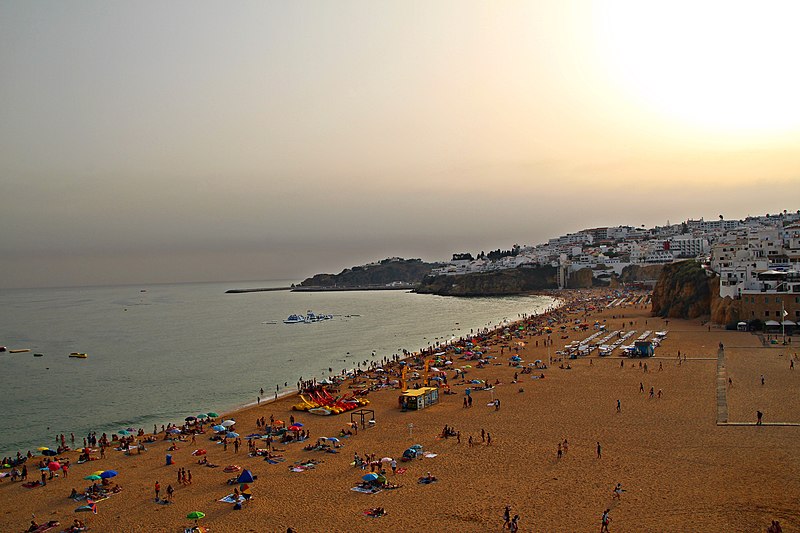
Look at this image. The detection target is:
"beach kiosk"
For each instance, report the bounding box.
[399,387,439,411]
[633,340,654,357]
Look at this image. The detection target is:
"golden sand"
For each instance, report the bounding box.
[2,291,799,532]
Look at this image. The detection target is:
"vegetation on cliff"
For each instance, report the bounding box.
[299,258,438,288]
[416,265,558,296]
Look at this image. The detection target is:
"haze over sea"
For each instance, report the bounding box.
[0,281,556,454]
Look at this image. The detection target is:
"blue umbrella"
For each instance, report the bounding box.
[236,469,254,483]
[245,433,262,440]
[167,428,182,434]
[212,425,226,432]
[362,473,378,481]
[118,430,131,436]
[291,422,304,427]
[99,470,118,479]
[226,432,239,438]
[42,449,58,456]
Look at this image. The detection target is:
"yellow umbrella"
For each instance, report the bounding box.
[37,447,50,451]
[92,470,105,476]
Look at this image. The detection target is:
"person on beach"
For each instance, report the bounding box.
[612,483,624,499]
[616,399,621,412]
[557,442,562,459]
[757,411,763,425]
[761,375,765,385]
[166,484,174,501]
[503,505,511,529]
[154,481,160,501]
[601,509,611,532]
[597,442,602,459]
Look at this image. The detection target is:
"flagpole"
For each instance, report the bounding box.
[783,302,786,345]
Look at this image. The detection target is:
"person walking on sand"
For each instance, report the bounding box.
[557,442,562,459]
[616,399,621,413]
[601,509,611,532]
[154,481,160,501]
[612,483,624,499]
[757,410,763,425]
[761,374,765,385]
[597,442,602,459]
[503,505,511,529]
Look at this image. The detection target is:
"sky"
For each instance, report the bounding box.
[1,1,799,288]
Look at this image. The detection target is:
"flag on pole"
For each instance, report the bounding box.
[785,309,789,317]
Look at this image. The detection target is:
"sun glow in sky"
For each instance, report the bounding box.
[592,1,800,142]
[0,1,798,288]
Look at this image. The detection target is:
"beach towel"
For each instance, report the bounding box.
[395,467,407,475]
[350,487,382,494]
[423,452,438,458]
[265,458,285,464]
[363,509,387,517]
[218,494,245,504]
[418,478,437,484]
[29,520,59,532]
[290,467,306,472]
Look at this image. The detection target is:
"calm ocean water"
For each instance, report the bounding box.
[0,281,556,455]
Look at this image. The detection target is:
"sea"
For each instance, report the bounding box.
[0,281,557,455]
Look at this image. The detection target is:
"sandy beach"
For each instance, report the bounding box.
[2,289,799,532]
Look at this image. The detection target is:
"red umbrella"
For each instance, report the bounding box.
[288,425,302,431]
[47,461,61,471]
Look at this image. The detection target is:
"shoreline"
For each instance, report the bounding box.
[0,293,562,457]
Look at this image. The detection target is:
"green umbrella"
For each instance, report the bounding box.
[197,414,208,419]
[187,511,205,525]
[84,474,102,480]
[206,412,219,418]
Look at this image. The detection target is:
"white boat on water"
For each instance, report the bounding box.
[283,311,334,324]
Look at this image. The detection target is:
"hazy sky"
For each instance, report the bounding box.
[2,1,799,288]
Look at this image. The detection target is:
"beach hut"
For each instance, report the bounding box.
[632,340,654,358]
[399,387,439,411]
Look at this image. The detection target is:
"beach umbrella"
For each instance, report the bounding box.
[167,428,182,434]
[42,449,58,456]
[288,425,302,432]
[47,461,61,471]
[118,429,131,436]
[291,422,304,427]
[226,432,239,439]
[84,474,102,480]
[212,425,226,432]
[100,470,118,479]
[206,412,219,418]
[221,420,236,427]
[410,444,423,450]
[272,420,284,426]
[92,470,105,476]
[244,434,261,440]
[197,414,208,419]
[362,473,379,481]
[37,446,50,451]
[327,437,339,443]
[185,416,197,422]
[380,457,393,463]
[187,511,205,526]
[191,449,207,456]
[236,469,254,483]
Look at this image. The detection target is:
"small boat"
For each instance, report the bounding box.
[0,346,6,352]
[308,408,332,416]
[284,314,306,324]
[10,348,31,353]
[33,353,44,357]
[69,352,88,359]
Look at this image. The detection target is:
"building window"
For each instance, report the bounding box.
[765,311,770,317]
[765,297,769,304]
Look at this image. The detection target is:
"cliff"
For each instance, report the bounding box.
[299,258,438,288]
[415,265,558,296]
[620,264,664,283]
[651,260,713,319]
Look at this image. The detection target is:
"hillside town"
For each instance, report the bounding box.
[430,210,800,323]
